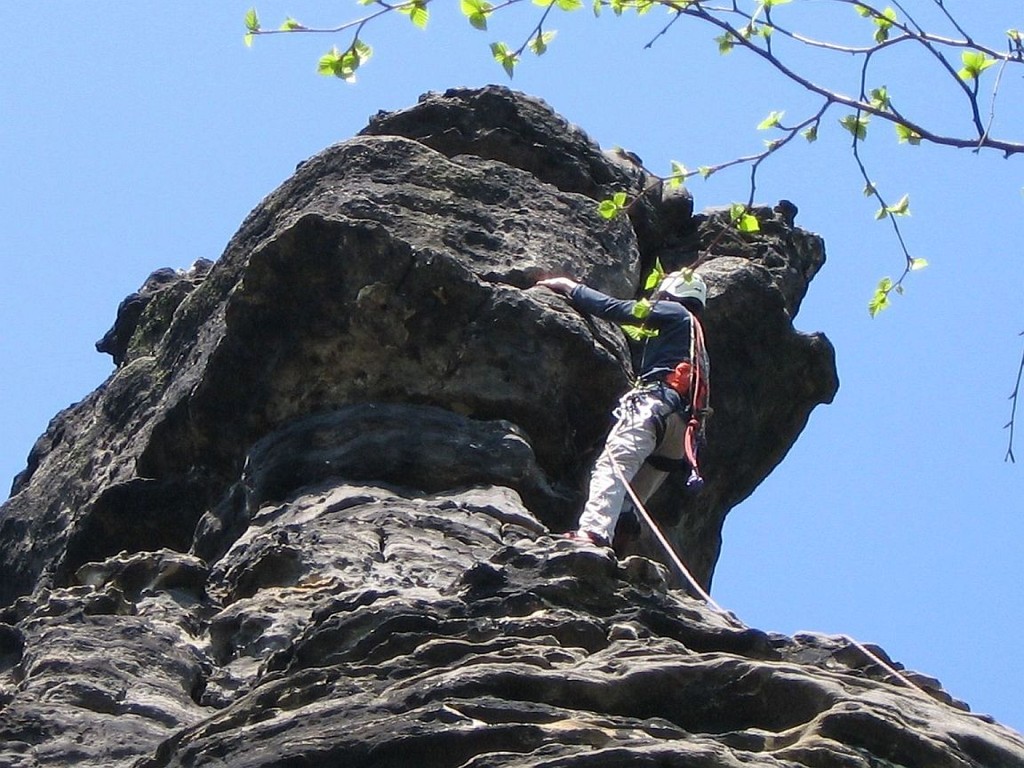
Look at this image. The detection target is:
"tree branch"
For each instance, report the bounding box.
[1007,334,1024,463]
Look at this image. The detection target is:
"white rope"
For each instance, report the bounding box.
[611,462,723,613]
[836,634,932,698]
[610,461,936,702]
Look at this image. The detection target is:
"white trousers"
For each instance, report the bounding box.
[577,388,682,544]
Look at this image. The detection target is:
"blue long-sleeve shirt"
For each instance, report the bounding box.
[569,284,695,380]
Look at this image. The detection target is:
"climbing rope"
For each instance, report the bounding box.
[610,461,937,703]
[612,461,722,612]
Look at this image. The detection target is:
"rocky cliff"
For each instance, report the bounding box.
[1,86,1021,768]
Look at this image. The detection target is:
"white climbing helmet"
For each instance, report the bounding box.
[657,270,707,307]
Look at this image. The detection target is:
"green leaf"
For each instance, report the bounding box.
[886,193,911,217]
[738,213,760,232]
[895,123,921,145]
[958,50,996,80]
[399,1,429,28]
[245,7,261,33]
[730,203,760,233]
[461,0,492,29]
[318,47,342,76]
[873,7,898,43]
[764,0,792,6]
[529,30,557,55]
[279,17,305,31]
[840,113,869,141]
[597,191,629,219]
[715,32,735,54]
[910,257,929,271]
[622,325,660,341]
[698,166,714,179]
[668,160,687,189]
[597,199,620,219]
[868,277,894,316]
[869,86,890,111]
[490,42,518,78]
[757,110,784,130]
[643,260,666,291]
[863,181,877,196]
[317,42,372,82]
[632,299,653,320]
[802,124,818,143]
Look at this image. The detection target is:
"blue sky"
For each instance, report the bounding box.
[2,3,1022,733]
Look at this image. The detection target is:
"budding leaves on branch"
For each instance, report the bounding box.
[856,4,898,44]
[876,193,911,220]
[668,160,688,189]
[461,0,493,30]
[757,110,785,131]
[643,259,667,291]
[622,325,660,341]
[868,277,894,317]
[840,113,870,141]
[869,86,891,111]
[715,31,736,54]
[959,50,996,81]
[730,203,760,233]
[868,258,927,317]
[631,298,654,321]
[398,1,430,29]
[896,123,921,145]
[597,191,628,219]
[490,41,519,77]
[530,30,557,55]
[244,7,260,46]
[318,41,373,82]
[534,0,583,10]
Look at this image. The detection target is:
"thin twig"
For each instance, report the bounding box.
[1006,334,1024,463]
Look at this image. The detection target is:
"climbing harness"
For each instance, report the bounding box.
[633,303,710,492]
[680,312,709,491]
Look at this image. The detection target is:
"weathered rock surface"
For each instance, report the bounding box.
[1,86,1021,766]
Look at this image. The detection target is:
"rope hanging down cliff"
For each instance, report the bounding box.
[611,461,937,703]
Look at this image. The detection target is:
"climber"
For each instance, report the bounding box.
[537,269,709,548]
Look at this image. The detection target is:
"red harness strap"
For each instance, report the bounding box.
[683,315,709,486]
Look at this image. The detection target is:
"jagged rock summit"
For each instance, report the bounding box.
[1,86,1021,767]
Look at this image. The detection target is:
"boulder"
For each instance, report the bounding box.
[3,87,1014,767]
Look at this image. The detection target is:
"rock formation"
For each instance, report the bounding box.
[1,86,1021,767]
